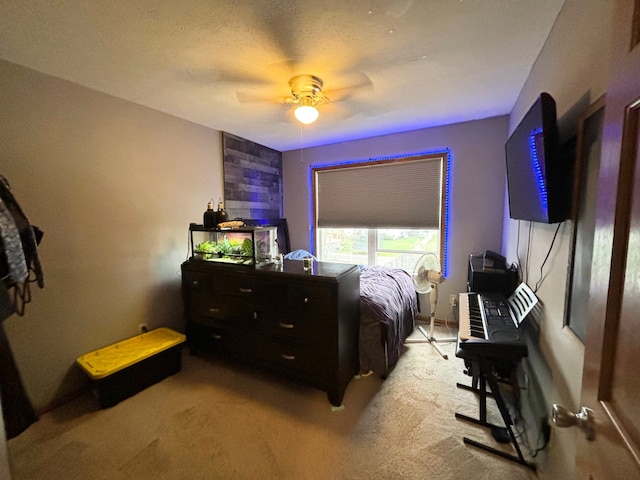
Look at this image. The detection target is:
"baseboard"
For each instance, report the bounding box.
[416,314,458,328]
[36,385,89,416]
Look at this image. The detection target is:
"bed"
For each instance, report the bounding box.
[358,264,418,377]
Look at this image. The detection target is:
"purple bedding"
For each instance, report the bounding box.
[358,265,418,376]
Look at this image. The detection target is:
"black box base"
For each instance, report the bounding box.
[91,344,183,408]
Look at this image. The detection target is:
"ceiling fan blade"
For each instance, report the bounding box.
[181,67,272,88]
[323,72,374,102]
[236,90,289,104]
[259,9,303,71]
[322,102,354,121]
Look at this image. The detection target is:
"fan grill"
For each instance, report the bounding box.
[412,253,441,293]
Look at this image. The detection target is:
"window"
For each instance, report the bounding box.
[312,151,449,272]
[317,227,438,270]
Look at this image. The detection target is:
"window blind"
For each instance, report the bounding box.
[315,155,444,229]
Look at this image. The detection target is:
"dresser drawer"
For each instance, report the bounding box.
[213,272,274,299]
[283,283,333,316]
[259,311,333,343]
[183,269,214,291]
[186,323,249,356]
[190,293,258,326]
[257,341,328,381]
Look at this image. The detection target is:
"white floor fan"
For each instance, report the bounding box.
[406,253,457,359]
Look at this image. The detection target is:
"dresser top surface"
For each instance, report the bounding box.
[183,258,359,281]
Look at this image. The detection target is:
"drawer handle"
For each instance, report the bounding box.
[208,307,220,313]
[192,280,199,286]
[278,322,294,329]
[280,354,296,361]
[304,297,310,304]
[239,287,253,293]
[253,312,258,320]
[211,334,222,340]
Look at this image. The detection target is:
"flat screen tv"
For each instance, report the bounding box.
[505,93,570,223]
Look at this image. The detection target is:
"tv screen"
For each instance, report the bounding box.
[505,93,569,223]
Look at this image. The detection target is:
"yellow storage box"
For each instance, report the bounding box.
[77,327,186,407]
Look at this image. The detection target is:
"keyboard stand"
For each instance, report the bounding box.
[454,355,536,471]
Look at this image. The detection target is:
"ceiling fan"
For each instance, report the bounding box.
[236,72,373,125]
[286,74,327,124]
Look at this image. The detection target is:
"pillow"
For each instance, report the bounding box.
[284,249,317,260]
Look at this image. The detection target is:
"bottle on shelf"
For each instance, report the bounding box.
[217,197,229,225]
[203,199,218,228]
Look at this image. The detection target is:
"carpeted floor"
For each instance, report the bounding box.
[7,326,538,479]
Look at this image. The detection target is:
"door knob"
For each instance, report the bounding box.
[551,404,595,441]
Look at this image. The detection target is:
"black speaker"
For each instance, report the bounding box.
[468,254,518,296]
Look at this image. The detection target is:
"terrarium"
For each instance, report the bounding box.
[189,224,278,267]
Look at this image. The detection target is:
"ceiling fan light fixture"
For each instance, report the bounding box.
[294,104,319,124]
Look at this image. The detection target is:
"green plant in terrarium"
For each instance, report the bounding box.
[216,237,232,255]
[242,238,253,256]
[223,238,253,262]
[195,240,217,254]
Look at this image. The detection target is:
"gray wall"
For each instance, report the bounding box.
[282,116,509,320]
[501,0,613,478]
[0,59,224,410]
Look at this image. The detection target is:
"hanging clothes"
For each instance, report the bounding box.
[0,175,44,316]
[0,198,28,285]
[0,175,44,438]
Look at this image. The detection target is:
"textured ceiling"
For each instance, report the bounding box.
[0,0,565,152]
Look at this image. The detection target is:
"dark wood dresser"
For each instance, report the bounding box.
[181,259,360,406]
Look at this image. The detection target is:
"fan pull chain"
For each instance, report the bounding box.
[299,122,304,163]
